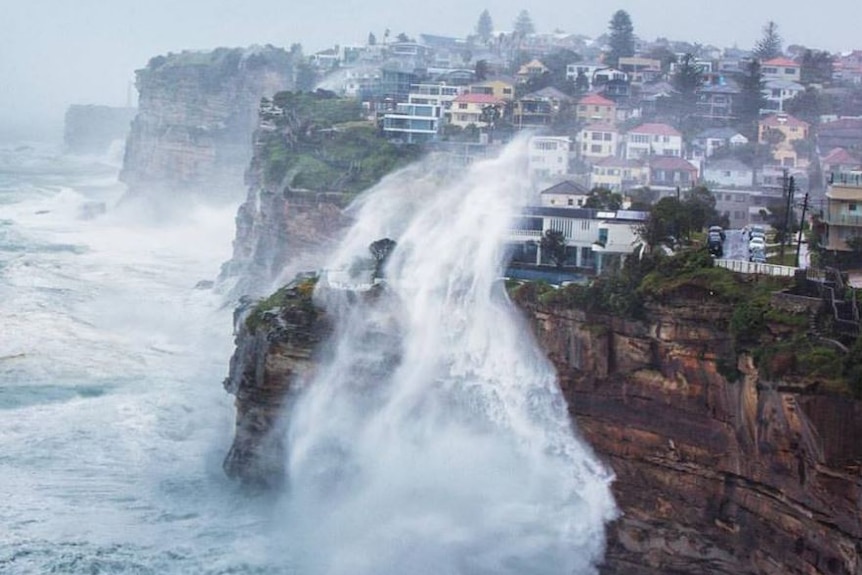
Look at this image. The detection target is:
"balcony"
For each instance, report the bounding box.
[823,212,862,227]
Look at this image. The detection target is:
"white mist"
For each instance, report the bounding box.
[280,140,617,575]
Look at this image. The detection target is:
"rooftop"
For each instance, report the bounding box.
[540,180,590,196]
[628,122,682,137]
[453,93,504,104]
[762,57,800,68]
[578,93,616,106]
[650,156,698,171]
[759,114,809,129]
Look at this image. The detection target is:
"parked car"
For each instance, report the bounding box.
[707,231,724,257]
[750,225,766,240]
[750,247,767,263]
[749,236,766,252]
[708,225,726,242]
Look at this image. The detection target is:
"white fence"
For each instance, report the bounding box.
[715,259,798,277]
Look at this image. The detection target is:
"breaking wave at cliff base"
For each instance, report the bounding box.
[279,140,617,574]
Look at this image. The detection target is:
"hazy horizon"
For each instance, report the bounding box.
[3,0,859,140]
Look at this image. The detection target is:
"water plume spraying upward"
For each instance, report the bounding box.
[281,140,616,574]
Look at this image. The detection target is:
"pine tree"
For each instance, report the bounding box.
[671,53,704,125]
[753,21,782,60]
[736,59,767,140]
[607,10,635,68]
[476,10,494,43]
[513,9,535,36]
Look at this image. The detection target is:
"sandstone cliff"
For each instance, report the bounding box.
[219,91,420,297]
[514,280,862,575]
[223,264,862,574]
[120,46,295,201]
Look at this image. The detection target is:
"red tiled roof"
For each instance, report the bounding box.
[759,114,809,128]
[763,57,800,68]
[628,123,681,137]
[594,157,644,168]
[649,156,698,171]
[821,147,860,166]
[578,93,615,106]
[456,93,504,104]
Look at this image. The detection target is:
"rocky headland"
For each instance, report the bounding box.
[218,90,421,297]
[223,250,862,574]
[120,46,296,202]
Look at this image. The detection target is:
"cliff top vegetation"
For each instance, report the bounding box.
[257,90,422,194]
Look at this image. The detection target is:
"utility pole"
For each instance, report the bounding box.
[795,192,809,268]
[780,174,795,263]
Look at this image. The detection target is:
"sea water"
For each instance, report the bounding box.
[0,140,615,574]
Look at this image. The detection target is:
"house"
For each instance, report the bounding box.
[577,122,619,161]
[758,114,810,168]
[576,93,617,124]
[695,79,740,120]
[469,77,516,101]
[516,59,550,84]
[648,156,699,189]
[691,127,749,159]
[539,180,591,208]
[407,83,465,108]
[447,93,505,128]
[823,170,862,250]
[382,103,442,144]
[624,123,683,160]
[566,62,604,90]
[763,79,804,113]
[639,81,676,115]
[590,157,648,192]
[617,57,663,85]
[761,57,801,83]
[508,206,648,270]
[702,159,755,188]
[711,187,784,229]
[817,118,862,152]
[835,50,862,85]
[528,136,573,181]
[513,87,574,129]
[820,148,862,188]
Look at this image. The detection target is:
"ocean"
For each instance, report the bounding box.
[0,142,289,574]
[0,140,615,574]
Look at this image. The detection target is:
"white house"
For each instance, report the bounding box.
[528,136,573,181]
[691,127,749,159]
[702,159,755,188]
[761,57,802,83]
[624,123,683,160]
[539,180,591,208]
[447,93,505,128]
[763,79,804,113]
[382,103,442,144]
[507,206,647,270]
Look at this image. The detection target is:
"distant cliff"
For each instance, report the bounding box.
[223,257,862,574]
[63,105,137,154]
[219,91,421,297]
[120,46,295,200]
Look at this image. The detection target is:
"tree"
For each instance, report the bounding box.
[513,9,535,36]
[367,32,377,46]
[753,21,782,60]
[785,86,823,125]
[540,229,567,268]
[671,53,704,128]
[607,10,635,68]
[396,32,412,43]
[476,9,494,43]
[735,59,767,140]
[800,49,834,85]
[644,45,678,73]
[369,238,397,279]
[585,187,623,210]
[295,63,318,91]
[474,59,490,81]
[575,70,590,94]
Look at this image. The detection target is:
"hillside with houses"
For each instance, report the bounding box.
[285,11,862,271]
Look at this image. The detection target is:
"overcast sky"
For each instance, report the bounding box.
[2,0,858,138]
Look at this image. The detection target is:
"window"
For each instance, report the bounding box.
[785,67,795,74]
[603,133,612,141]
[598,228,609,245]
[591,144,602,153]
[458,103,467,109]
[567,198,574,206]
[592,132,602,140]
[850,204,858,212]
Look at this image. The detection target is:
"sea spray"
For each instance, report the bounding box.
[279,140,617,574]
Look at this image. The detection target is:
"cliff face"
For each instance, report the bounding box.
[219,92,420,297]
[518,295,862,575]
[120,47,294,200]
[223,274,862,572]
[63,105,137,154]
